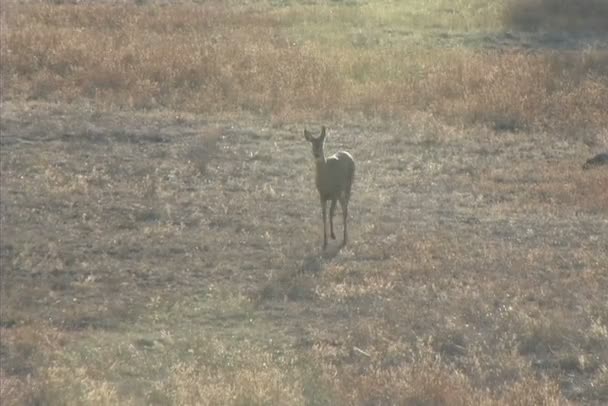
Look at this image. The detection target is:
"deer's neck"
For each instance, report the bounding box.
[315,156,327,190]
[315,155,327,172]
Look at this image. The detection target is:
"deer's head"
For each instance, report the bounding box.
[304,126,327,160]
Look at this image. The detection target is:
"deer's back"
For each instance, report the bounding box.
[317,151,355,199]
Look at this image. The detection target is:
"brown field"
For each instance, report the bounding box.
[1,1,607,405]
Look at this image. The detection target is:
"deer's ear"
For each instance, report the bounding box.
[320,126,327,140]
[304,129,312,141]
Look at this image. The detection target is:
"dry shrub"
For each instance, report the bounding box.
[26,366,121,406]
[2,2,608,131]
[316,347,568,405]
[348,355,480,405]
[2,362,123,406]
[504,0,608,32]
[501,378,565,406]
[1,2,342,115]
[164,361,305,406]
[341,47,608,132]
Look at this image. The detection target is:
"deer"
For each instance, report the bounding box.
[304,126,355,250]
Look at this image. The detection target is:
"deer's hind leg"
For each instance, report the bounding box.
[321,198,328,249]
[329,199,337,240]
[338,194,348,246]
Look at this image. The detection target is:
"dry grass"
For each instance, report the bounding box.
[1,102,606,404]
[2,1,608,132]
[1,1,607,405]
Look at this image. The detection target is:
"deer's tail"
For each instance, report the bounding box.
[345,159,355,202]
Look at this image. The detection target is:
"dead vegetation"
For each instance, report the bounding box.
[2,1,608,132]
[1,102,606,404]
[1,1,607,405]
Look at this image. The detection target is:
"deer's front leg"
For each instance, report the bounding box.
[321,198,328,249]
[329,199,337,240]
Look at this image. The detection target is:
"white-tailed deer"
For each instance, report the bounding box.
[304,126,355,249]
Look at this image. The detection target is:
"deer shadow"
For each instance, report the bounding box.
[321,243,343,260]
[299,244,343,274]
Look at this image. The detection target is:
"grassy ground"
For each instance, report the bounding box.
[3,1,608,130]
[1,1,608,405]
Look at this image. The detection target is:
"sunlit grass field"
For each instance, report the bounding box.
[1,0,607,404]
[3,0,608,130]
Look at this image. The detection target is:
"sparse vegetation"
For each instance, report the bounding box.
[1,1,607,405]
